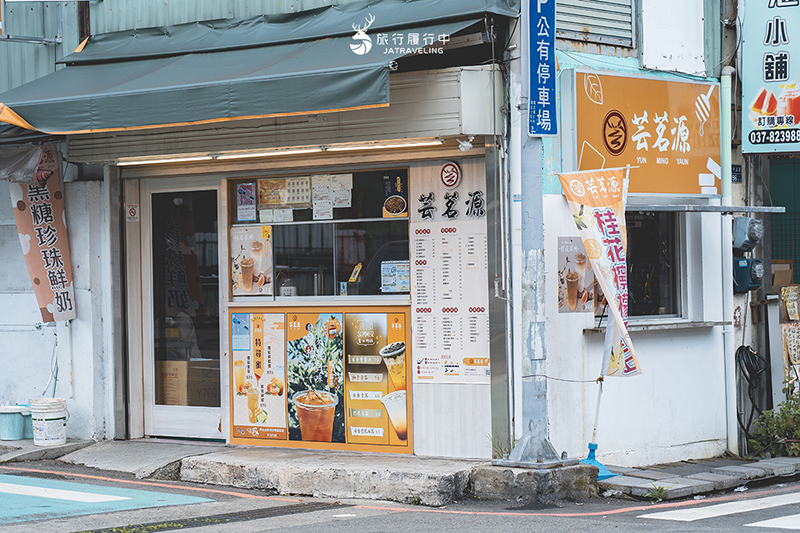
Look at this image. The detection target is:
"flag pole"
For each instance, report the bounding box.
[580,377,617,480]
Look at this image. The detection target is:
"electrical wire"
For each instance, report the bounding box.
[41,333,59,397]
[735,344,769,440]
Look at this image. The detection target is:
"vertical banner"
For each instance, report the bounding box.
[558,168,642,376]
[742,1,800,153]
[231,313,287,440]
[286,313,345,443]
[10,145,76,322]
[344,313,408,445]
[528,0,558,136]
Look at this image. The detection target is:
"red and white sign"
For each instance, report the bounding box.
[440,161,461,190]
[126,204,139,222]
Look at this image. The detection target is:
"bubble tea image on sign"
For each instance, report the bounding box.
[292,390,338,442]
[379,341,406,391]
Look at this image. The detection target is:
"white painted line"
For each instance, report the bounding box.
[0,481,130,503]
[640,492,800,522]
[746,512,800,529]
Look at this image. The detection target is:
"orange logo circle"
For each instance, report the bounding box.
[602,110,628,156]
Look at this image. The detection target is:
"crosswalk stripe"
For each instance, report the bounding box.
[639,492,800,522]
[746,512,800,529]
[0,481,130,503]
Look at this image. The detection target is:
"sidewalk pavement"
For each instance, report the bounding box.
[2,438,799,506]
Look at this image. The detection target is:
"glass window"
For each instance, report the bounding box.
[626,211,679,317]
[230,168,410,298]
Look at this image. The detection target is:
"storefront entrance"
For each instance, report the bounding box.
[138,178,224,439]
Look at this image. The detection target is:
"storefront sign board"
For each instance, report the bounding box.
[742,1,800,153]
[569,70,721,195]
[229,307,411,453]
[9,145,77,322]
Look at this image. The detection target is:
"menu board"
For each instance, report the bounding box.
[229,308,410,451]
[411,220,490,383]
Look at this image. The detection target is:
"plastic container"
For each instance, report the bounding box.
[18,406,33,439]
[30,398,68,446]
[0,406,27,440]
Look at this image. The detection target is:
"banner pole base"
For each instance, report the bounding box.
[579,443,617,481]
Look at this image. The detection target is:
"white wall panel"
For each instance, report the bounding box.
[641,0,705,75]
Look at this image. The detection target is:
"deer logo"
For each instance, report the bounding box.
[350,14,375,55]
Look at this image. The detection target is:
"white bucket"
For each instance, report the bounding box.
[30,398,68,446]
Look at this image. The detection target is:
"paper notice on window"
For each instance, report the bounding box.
[332,174,352,208]
[273,208,293,222]
[782,286,800,321]
[312,174,332,201]
[313,199,333,220]
[259,209,274,223]
[783,324,800,365]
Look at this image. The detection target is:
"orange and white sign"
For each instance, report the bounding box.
[9,145,77,322]
[572,70,721,196]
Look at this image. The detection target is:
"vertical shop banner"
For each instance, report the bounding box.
[286,313,345,443]
[742,1,800,153]
[344,313,408,445]
[572,71,720,195]
[557,237,595,313]
[558,168,642,377]
[528,0,557,136]
[10,145,76,322]
[231,313,287,440]
[230,225,273,296]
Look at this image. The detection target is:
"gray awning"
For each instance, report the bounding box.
[0,0,518,134]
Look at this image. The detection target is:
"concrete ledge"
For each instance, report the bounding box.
[0,439,92,463]
[629,477,714,500]
[470,464,599,504]
[181,449,478,507]
[686,472,741,491]
[712,465,768,480]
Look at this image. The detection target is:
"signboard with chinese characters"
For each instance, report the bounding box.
[229,307,411,453]
[528,0,558,136]
[569,70,721,195]
[742,0,800,153]
[9,145,77,322]
[410,160,490,384]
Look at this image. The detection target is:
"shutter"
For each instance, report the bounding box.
[556,0,634,48]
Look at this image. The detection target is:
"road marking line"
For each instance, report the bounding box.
[640,493,800,522]
[747,512,800,529]
[0,481,130,503]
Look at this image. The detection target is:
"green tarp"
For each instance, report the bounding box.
[0,0,518,134]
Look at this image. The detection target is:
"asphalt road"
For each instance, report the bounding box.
[2,460,800,532]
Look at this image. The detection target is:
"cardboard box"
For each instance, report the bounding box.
[158,360,220,407]
[773,260,794,288]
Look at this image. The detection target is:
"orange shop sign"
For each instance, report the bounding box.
[569,70,721,196]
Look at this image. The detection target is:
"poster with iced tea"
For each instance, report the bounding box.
[344,313,408,445]
[230,313,287,440]
[230,225,273,296]
[557,237,595,313]
[286,313,345,443]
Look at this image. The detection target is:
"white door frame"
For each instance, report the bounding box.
[126,175,229,440]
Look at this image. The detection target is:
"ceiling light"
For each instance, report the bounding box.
[117,155,212,166]
[326,139,445,152]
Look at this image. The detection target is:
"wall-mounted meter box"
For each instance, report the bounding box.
[733,257,764,293]
[733,217,764,252]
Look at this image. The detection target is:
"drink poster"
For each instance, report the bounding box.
[344,313,408,445]
[231,313,287,440]
[557,237,595,313]
[742,2,800,153]
[286,313,345,443]
[558,168,642,377]
[230,225,273,296]
[9,145,77,322]
[382,171,409,218]
[236,183,257,222]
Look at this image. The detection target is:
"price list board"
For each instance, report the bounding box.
[411,220,490,384]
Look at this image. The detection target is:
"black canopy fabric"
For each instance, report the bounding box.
[0,0,518,134]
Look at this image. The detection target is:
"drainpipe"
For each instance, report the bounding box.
[721,66,737,455]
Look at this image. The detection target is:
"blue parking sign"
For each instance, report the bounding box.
[529,0,558,136]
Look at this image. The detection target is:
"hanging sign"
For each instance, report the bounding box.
[10,145,77,322]
[528,0,558,136]
[558,167,642,377]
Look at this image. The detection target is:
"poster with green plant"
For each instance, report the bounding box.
[286,313,345,442]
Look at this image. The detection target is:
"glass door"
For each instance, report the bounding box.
[142,181,223,439]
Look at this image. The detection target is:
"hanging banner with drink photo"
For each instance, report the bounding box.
[231,312,287,440]
[558,168,642,377]
[558,237,595,313]
[230,225,273,296]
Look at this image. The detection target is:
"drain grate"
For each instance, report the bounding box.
[72,501,349,533]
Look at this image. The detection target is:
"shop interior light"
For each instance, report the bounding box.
[214,147,323,160]
[116,155,213,166]
[326,139,445,151]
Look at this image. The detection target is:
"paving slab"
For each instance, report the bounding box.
[629,477,715,500]
[598,475,663,495]
[0,439,92,463]
[180,447,481,507]
[745,460,796,476]
[59,439,227,479]
[711,464,769,480]
[686,472,742,491]
[757,457,800,471]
